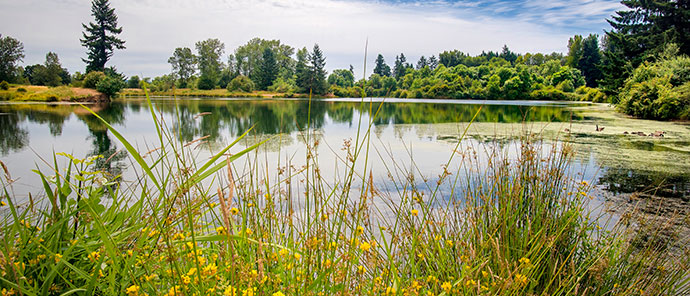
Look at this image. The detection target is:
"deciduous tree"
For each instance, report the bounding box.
[0,34,24,82]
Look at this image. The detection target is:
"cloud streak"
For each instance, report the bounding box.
[0,0,622,78]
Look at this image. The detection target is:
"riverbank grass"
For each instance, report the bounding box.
[0,85,102,102]
[0,94,688,295]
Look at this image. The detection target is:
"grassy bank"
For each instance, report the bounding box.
[0,85,104,102]
[0,95,688,296]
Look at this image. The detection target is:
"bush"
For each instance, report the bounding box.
[0,81,8,90]
[83,71,106,89]
[617,56,690,120]
[96,75,125,98]
[227,75,254,93]
[197,74,217,90]
[16,87,26,92]
[556,80,575,93]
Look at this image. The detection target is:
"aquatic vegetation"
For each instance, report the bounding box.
[0,93,688,295]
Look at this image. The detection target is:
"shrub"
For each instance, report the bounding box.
[16,87,26,92]
[197,74,217,90]
[0,81,8,90]
[83,71,106,89]
[556,80,575,93]
[96,75,125,98]
[617,56,690,120]
[227,75,254,93]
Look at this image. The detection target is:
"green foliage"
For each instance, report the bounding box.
[168,47,197,88]
[373,54,391,77]
[618,56,690,120]
[126,75,140,89]
[83,71,106,89]
[268,76,297,93]
[233,38,295,84]
[96,75,125,97]
[327,69,354,88]
[600,0,690,95]
[195,38,225,89]
[80,0,125,72]
[227,75,254,92]
[0,80,8,90]
[257,47,278,90]
[0,34,25,83]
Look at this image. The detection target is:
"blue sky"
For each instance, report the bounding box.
[0,0,623,78]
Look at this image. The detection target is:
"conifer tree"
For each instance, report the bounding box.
[257,47,278,90]
[308,44,328,95]
[80,0,125,73]
[373,54,391,77]
[600,0,690,95]
[295,47,310,92]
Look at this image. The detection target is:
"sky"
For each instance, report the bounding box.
[0,0,624,79]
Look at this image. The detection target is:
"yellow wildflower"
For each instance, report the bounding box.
[294,253,301,260]
[272,292,286,296]
[224,286,237,296]
[519,257,530,265]
[411,209,419,216]
[230,207,239,215]
[278,248,289,257]
[441,281,451,293]
[465,279,476,287]
[125,285,140,296]
[54,253,62,263]
[515,273,527,285]
[88,251,100,263]
[216,226,227,235]
[357,265,366,274]
[360,241,371,252]
[245,228,253,236]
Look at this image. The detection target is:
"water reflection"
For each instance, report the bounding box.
[1,98,687,200]
[599,168,690,199]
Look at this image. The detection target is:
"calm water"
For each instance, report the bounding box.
[1,98,688,202]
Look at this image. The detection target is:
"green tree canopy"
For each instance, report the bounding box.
[80,0,125,73]
[0,34,24,82]
[195,39,225,90]
[373,54,391,77]
[308,44,328,95]
[168,47,197,88]
[233,38,295,84]
[257,47,278,90]
[600,0,690,96]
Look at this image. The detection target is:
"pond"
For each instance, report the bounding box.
[1,98,689,206]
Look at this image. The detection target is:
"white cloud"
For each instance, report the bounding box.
[0,0,620,78]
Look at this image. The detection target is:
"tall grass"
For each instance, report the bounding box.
[0,91,688,296]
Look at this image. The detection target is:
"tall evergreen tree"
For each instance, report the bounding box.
[600,0,690,95]
[80,0,125,73]
[579,35,602,87]
[393,53,407,79]
[308,44,328,95]
[295,47,310,92]
[428,55,439,70]
[373,54,391,77]
[257,47,278,90]
[416,56,428,69]
[566,35,584,68]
